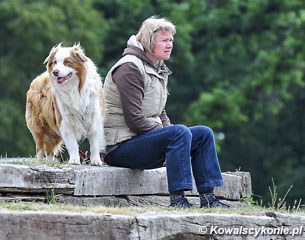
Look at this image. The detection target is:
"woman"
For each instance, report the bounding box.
[103,16,229,208]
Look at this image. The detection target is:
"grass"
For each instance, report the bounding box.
[253,177,303,213]
[0,157,61,166]
[0,202,145,216]
[0,202,266,215]
[0,200,305,217]
[0,156,92,167]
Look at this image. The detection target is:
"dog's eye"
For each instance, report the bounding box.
[64,60,71,65]
[48,60,56,69]
[64,58,74,67]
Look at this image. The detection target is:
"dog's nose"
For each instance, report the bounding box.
[53,69,59,77]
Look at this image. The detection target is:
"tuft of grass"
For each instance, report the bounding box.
[45,189,62,204]
[268,177,291,209]
[254,178,302,213]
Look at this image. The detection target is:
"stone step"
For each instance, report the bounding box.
[0,162,252,206]
[0,209,304,240]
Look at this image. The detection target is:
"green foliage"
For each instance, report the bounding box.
[185,88,247,129]
[94,0,155,74]
[0,100,33,156]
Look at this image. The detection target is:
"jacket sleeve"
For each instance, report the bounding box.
[160,109,172,127]
[112,63,162,134]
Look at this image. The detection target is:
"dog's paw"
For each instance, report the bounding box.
[68,158,81,165]
[90,158,104,166]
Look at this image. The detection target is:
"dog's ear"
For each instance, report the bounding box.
[43,43,62,65]
[72,44,88,62]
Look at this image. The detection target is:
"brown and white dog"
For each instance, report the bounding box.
[25,43,105,165]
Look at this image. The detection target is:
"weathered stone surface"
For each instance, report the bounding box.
[1,161,301,240]
[73,166,251,200]
[0,164,75,194]
[0,210,304,240]
[0,210,136,240]
[0,194,46,203]
[226,171,252,199]
[0,163,251,202]
[73,166,168,196]
[213,173,245,200]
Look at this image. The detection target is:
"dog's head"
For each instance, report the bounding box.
[44,43,88,92]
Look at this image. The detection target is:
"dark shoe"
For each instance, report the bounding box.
[169,196,192,208]
[200,193,230,208]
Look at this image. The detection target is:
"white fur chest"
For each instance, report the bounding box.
[51,59,102,141]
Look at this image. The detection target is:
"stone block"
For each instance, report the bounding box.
[0,210,304,240]
[0,163,75,194]
[73,166,168,196]
[0,163,252,201]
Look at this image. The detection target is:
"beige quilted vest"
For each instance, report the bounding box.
[104,54,169,145]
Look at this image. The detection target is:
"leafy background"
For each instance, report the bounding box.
[1,0,305,206]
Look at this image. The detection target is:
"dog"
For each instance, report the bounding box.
[25,43,105,165]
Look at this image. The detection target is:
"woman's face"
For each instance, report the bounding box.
[147,30,173,65]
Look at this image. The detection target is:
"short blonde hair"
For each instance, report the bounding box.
[136,16,176,52]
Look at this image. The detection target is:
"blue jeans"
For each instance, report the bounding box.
[104,124,224,193]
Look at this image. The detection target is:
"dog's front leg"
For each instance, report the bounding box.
[65,138,81,165]
[88,113,105,166]
[60,123,80,165]
[88,130,104,166]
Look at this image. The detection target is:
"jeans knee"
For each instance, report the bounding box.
[191,125,215,141]
[172,124,192,141]
[202,126,214,137]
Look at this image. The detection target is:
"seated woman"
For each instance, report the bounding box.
[103,16,229,208]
